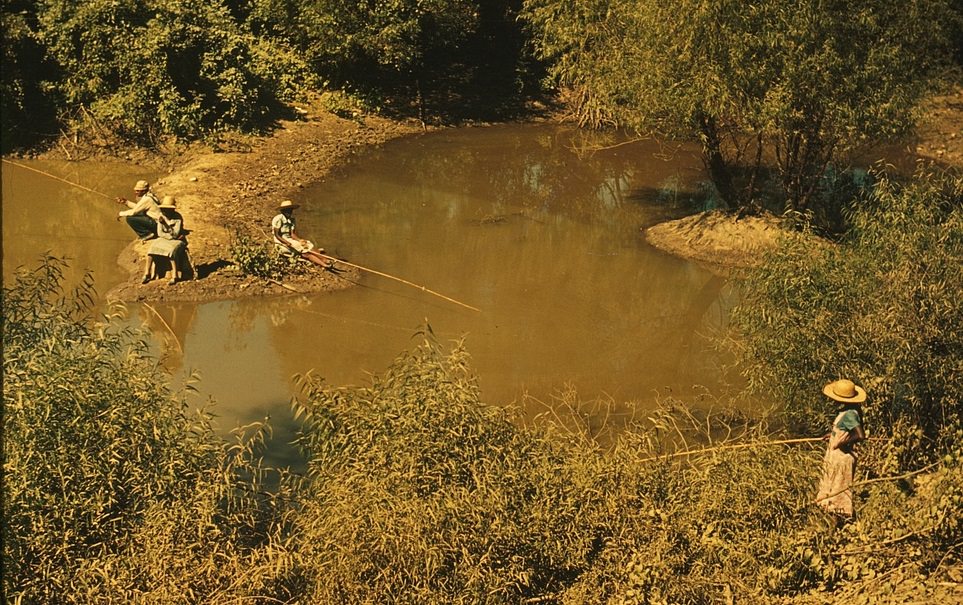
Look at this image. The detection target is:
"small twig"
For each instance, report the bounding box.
[835,525,940,555]
[638,437,823,464]
[813,462,940,506]
[267,278,300,293]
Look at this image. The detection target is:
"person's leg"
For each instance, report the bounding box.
[302,250,333,268]
[126,215,158,240]
[142,255,154,284]
[181,246,197,279]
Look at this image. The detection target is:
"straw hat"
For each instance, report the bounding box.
[823,379,866,404]
[159,196,177,209]
[278,200,299,211]
[134,180,150,191]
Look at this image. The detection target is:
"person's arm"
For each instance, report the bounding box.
[289,226,306,245]
[119,197,149,217]
[834,425,865,449]
[273,222,296,248]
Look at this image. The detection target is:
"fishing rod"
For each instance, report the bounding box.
[8,157,482,312]
[257,224,482,313]
[318,252,481,313]
[2,158,115,200]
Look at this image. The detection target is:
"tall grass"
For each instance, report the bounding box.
[2,257,293,603]
[4,257,959,603]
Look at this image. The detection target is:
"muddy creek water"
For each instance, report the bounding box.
[3,125,743,464]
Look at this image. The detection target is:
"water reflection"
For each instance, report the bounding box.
[4,125,741,465]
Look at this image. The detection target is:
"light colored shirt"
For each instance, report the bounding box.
[119,191,163,221]
[272,212,295,243]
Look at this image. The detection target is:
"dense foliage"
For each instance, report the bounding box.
[34,0,316,146]
[733,169,963,469]
[0,0,539,150]
[521,0,957,217]
[2,258,294,602]
[5,260,959,602]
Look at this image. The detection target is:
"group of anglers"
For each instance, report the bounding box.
[116,179,869,525]
[116,179,331,285]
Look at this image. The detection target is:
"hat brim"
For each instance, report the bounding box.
[823,382,867,403]
[278,204,299,210]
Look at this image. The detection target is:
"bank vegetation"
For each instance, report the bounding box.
[4,170,962,602]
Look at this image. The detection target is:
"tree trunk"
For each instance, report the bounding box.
[698,114,735,210]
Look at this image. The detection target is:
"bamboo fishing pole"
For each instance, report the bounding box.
[2,158,116,200]
[258,221,482,313]
[638,436,824,464]
[318,252,481,313]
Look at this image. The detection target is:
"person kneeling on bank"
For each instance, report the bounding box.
[116,179,168,240]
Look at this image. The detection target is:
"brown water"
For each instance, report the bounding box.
[3,125,742,463]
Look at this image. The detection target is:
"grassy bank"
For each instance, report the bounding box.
[5,248,961,602]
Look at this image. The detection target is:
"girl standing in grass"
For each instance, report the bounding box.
[816,379,867,523]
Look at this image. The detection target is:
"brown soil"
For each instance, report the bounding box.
[85,96,426,303]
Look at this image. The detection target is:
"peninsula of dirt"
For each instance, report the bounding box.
[643,86,963,272]
[102,99,425,303]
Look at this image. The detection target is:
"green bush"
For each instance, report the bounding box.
[2,257,293,603]
[732,169,963,464]
[34,0,314,145]
[5,259,958,603]
[229,230,304,279]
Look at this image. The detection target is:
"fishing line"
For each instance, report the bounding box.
[2,158,114,200]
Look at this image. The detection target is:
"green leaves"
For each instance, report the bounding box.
[28,0,314,145]
[733,169,963,448]
[522,0,957,215]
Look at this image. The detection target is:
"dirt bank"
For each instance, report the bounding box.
[92,96,425,303]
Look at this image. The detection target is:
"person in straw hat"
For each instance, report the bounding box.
[115,179,168,240]
[271,199,332,268]
[815,378,867,524]
[142,196,193,285]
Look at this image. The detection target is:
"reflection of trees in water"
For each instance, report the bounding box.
[389,126,704,223]
[225,296,316,349]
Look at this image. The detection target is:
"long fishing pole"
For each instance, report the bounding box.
[2,158,114,200]
[257,224,482,313]
[319,252,481,313]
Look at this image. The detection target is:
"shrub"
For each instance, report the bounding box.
[2,257,293,602]
[731,168,963,465]
[229,230,303,279]
[34,0,313,146]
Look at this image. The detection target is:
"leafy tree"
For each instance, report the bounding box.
[295,0,480,119]
[1,0,59,150]
[731,169,963,467]
[33,0,314,145]
[522,0,956,216]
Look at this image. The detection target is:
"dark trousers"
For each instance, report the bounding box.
[126,215,157,240]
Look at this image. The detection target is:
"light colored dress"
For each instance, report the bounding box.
[816,408,861,517]
[148,218,185,258]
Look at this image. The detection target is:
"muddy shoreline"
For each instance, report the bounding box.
[61,98,429,303]
[28,86,961,302]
